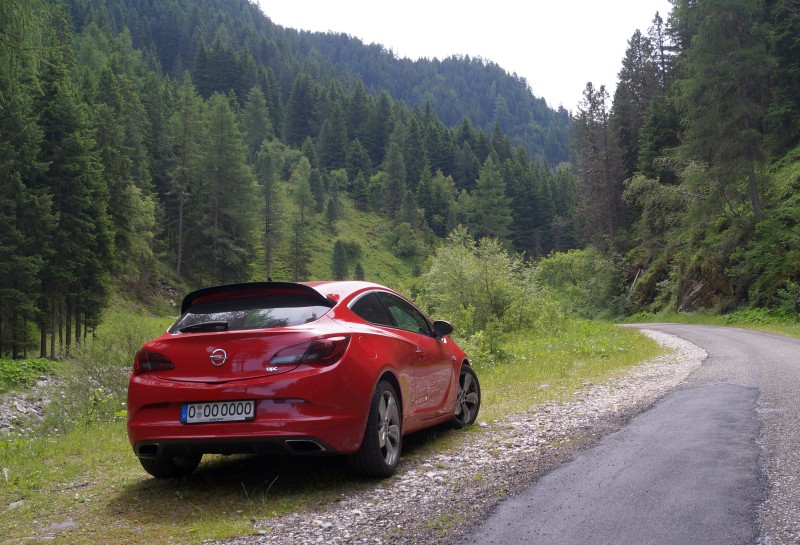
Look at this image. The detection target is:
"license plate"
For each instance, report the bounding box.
[180,400,255,424]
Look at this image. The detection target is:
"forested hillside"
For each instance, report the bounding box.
[3,0,800,361]
[571,0,800,316]
[0,0,578,359]
[66,0,573,164]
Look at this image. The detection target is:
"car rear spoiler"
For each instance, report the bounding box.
[180,282,336,314]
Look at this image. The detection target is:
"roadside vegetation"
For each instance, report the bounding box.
[4,228,799,543]
[0,231,663,544]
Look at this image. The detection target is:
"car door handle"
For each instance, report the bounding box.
[414,347,424,359]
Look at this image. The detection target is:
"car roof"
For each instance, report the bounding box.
[301,280,396,303]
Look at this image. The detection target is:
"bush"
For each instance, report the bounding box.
[0,358,58,393]
[533,248,623,319]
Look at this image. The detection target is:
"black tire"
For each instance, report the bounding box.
[350,380,402,478]
[138,452,202,479]
[451,365,481,429]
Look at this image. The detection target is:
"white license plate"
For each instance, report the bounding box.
[180,400,255,424]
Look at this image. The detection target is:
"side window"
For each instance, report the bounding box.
[377,293,431,335]
[350,292,395,327]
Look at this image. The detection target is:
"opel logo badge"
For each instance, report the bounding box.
[210,348,228,367]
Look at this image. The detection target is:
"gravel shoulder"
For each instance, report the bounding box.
[222,329,706,545]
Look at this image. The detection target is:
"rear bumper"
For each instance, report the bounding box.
[127,365,372,455]
[133,435,336,458]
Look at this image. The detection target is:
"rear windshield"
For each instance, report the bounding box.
[170,295,330,333]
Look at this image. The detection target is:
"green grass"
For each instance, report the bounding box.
[623,308,800,339]
[475,319,662,421]
[0,422,366,544]
[1,303,665,544]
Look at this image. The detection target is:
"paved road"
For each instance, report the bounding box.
[459,324,800,545]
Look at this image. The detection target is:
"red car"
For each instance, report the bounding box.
[127,281,480,479]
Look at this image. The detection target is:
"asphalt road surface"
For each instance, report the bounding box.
[459,324,800,545]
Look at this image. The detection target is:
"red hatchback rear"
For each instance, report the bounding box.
[127,281,480,478]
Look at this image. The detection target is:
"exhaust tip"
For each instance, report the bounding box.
[136,443,160,457]
[285,439,326,454]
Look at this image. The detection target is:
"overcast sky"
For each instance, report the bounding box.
[255,0,673,112]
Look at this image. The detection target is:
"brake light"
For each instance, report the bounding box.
[134,349,175,373]
[270,336,350,367]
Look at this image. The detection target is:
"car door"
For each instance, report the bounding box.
[375,292,454,419]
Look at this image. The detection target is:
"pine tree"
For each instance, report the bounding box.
[288,157,314,280]
[190,92,258,285]
[255,141,281,280]
[347,82,370,143]
[331,239,348,280]
[573,82,625,247]
[92,63,157,285]
[345,138,372,183]
[383,142,406,218]
[318,100,347,170]
[467,155,513,240]
[354,261,365,280]
[675,0,772,221]
[165,74,204,277]
[764,0,800,155]
[365,90,393,166]
[0,61,53,357]
[242,85,273,161]
[37,5,114,352]
[611,29,659,179]
[402,111,427,192]
[284,73,316,147]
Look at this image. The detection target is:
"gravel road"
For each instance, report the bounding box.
[220,329,705,545]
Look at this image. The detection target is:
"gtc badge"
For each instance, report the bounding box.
[210,348,228,366]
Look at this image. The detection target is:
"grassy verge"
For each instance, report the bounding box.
[0,316,661,544]
[624,308,800,339]
[475,319,661,421]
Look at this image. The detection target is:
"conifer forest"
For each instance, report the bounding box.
[1,0,799,358]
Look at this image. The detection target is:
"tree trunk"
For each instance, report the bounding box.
[50,298,57,360]
[40,315,47,359]
[177,192,184,277]
[75,296,81,346]
[748,162,762,221]
[11,307,19,359]
[65,296,72,356]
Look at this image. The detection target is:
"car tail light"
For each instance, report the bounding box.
[134,349,175,373]
[269,336,350,367]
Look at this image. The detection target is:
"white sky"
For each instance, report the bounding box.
[255,0,673,112]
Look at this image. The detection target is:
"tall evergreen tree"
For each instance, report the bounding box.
[189,92,258,285]
[37,5,114,351]
[383,142,406,218]
[331,239,348,280]
[347,81,370,144]
[242,85,273,161]
[318,100,347,170]
[288,157,314,280]
[255,141,281,280]
[611,29,658,179]
[365,90,393,166]
[467,154,513,240]
[283,73,316,147]
[164,74,204,277]
[574,82,625,248]
[0,60,53,357]
[764,0,800,155]
[675,0,773,221]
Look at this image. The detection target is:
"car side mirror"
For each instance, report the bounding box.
[433,320,454,338]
